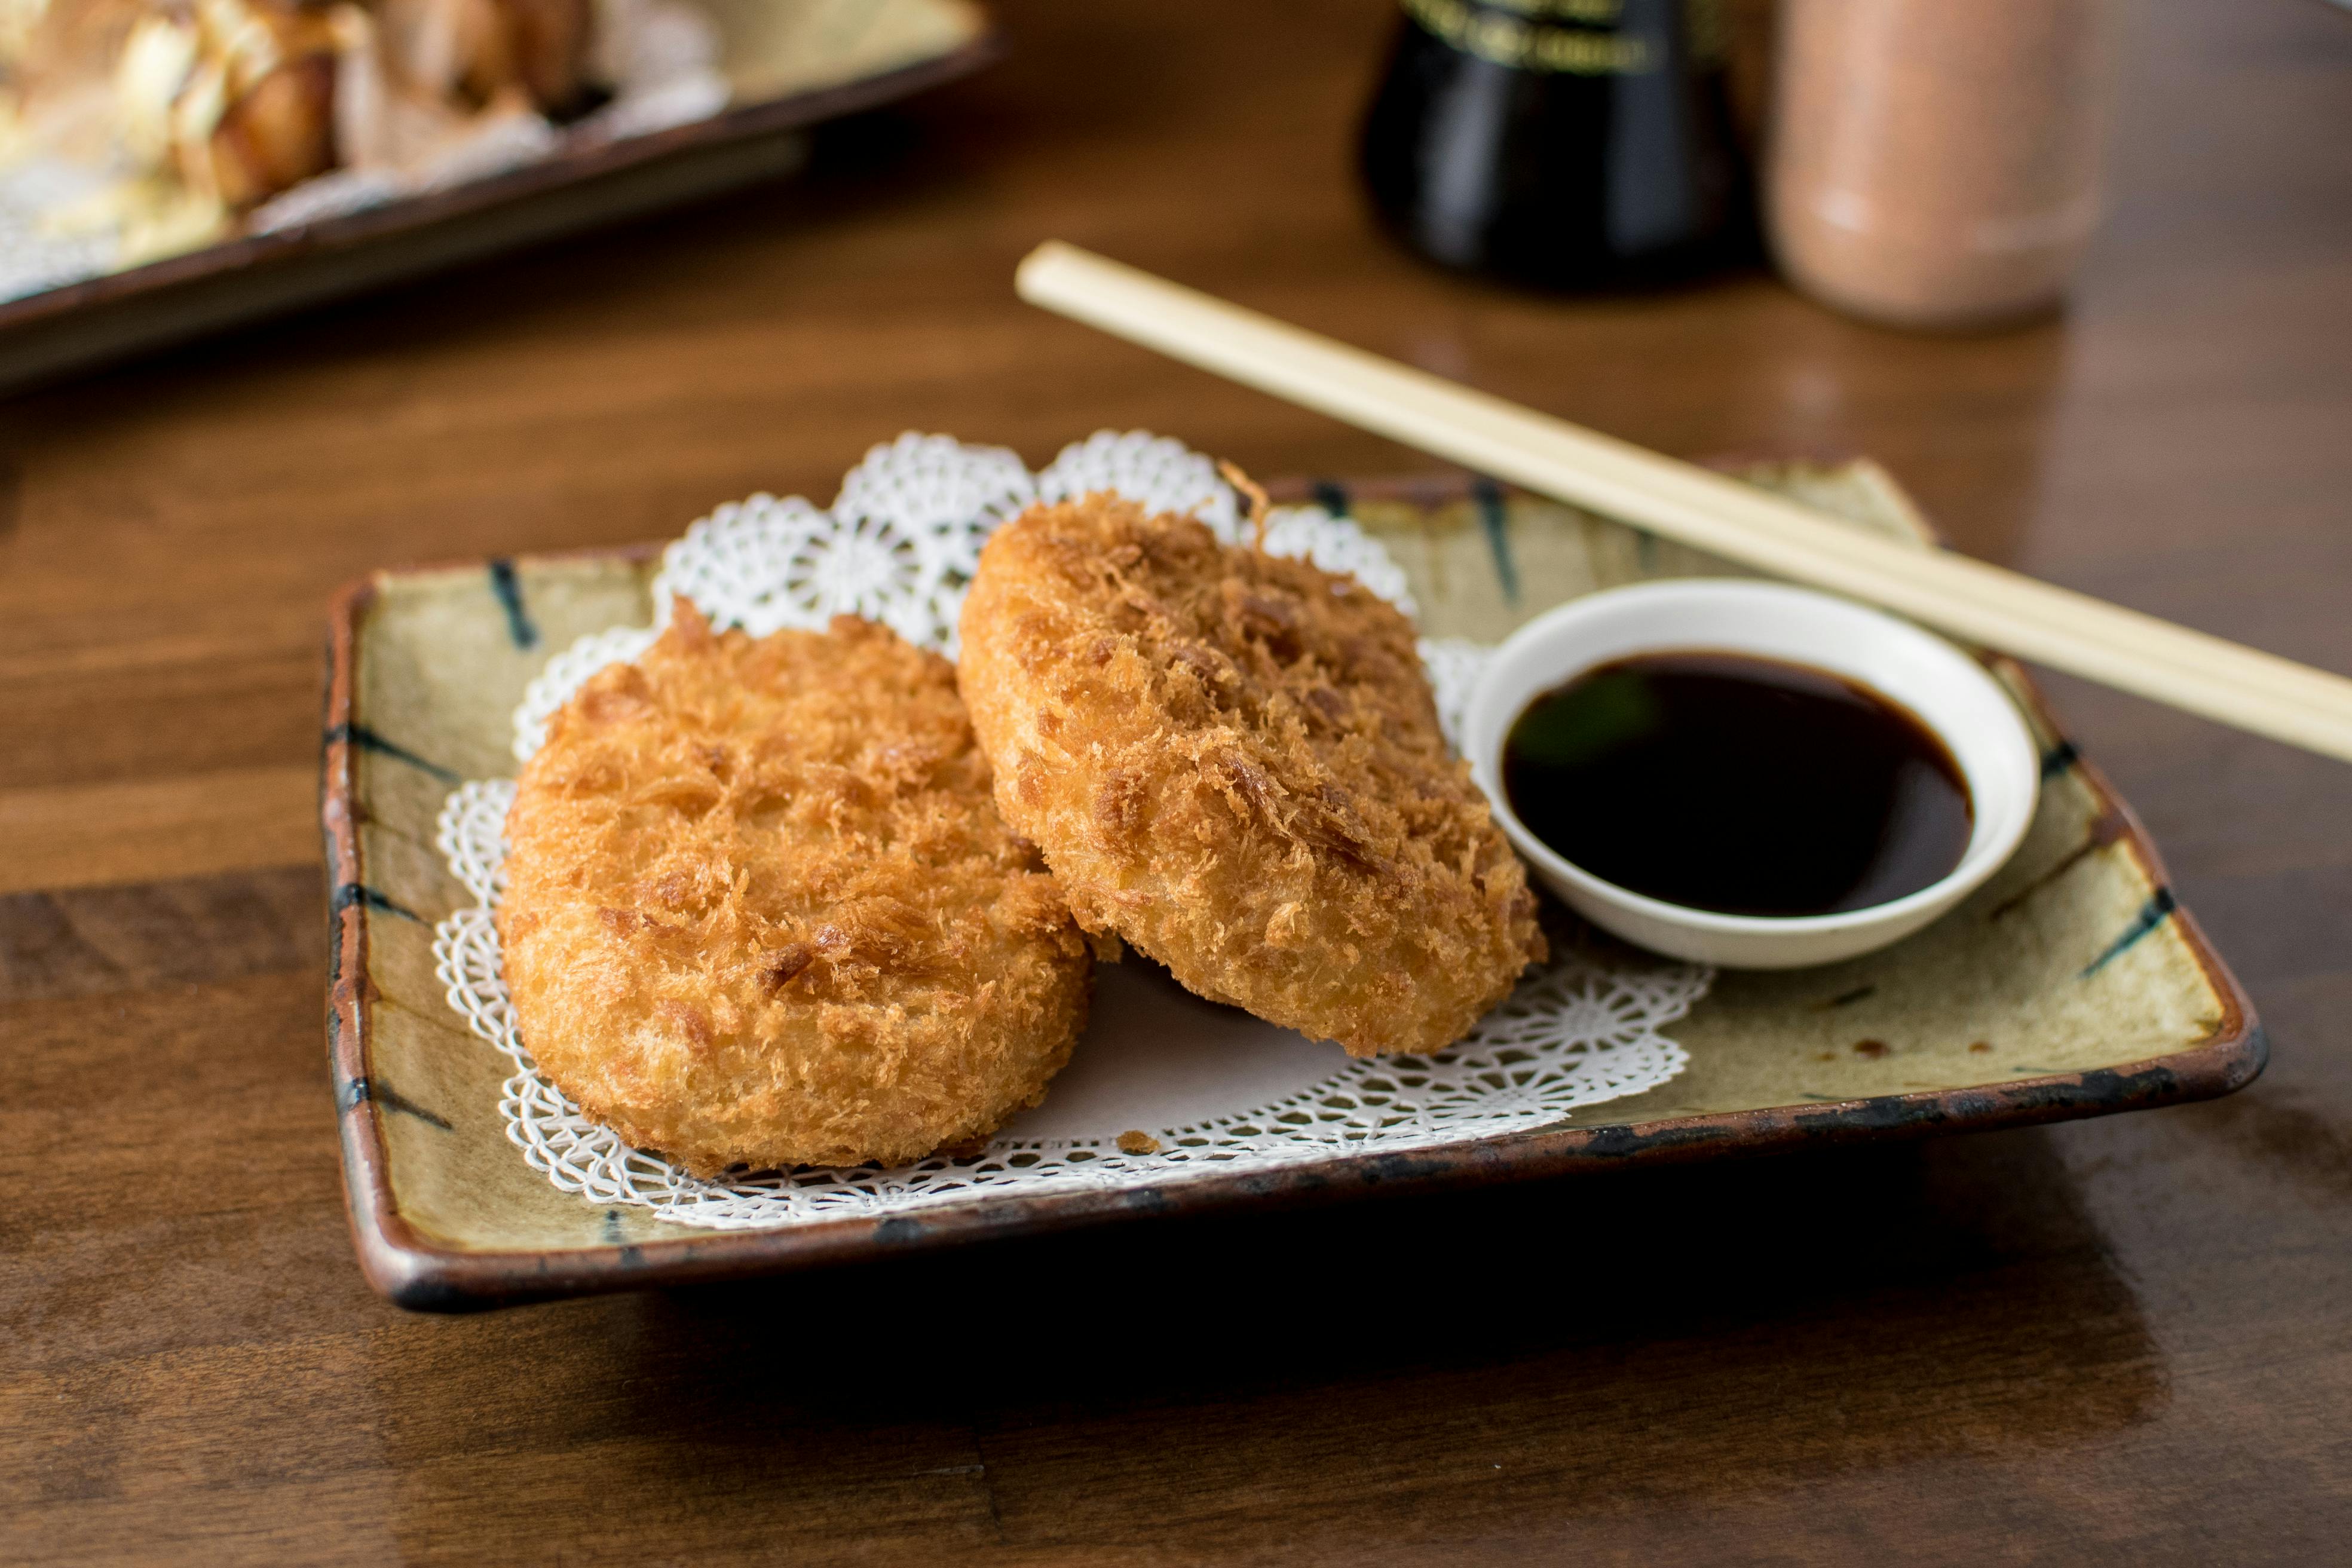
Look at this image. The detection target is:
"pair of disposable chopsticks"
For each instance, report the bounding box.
[1015,241,2352,766]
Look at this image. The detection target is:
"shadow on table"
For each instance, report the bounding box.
[370,1124,2166,1558]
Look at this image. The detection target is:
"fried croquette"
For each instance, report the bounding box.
[498,602,1091,1176]
[957,495,1544,1056]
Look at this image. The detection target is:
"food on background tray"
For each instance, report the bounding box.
[0,0,676,267]
[498,602,1093,1177]
[957,491,1546,1058]
[0,0,991,334]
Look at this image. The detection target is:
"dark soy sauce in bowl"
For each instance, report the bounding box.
[1502,651,1974,918]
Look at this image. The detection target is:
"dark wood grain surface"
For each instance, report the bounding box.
[5,0,2349,1560]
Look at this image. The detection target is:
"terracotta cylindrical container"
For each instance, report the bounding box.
[1765,0,2120,330]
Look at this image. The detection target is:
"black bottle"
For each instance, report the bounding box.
[1358,0,1751,290]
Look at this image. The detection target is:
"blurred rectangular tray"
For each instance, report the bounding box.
[0,0,997,393]
[322,458,2261,1309]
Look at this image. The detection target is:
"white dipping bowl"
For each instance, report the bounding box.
[1465,579,2039,969]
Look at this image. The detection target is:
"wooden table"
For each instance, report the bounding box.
[6,0,2348,1560]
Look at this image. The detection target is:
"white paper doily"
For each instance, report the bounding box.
[438,430,1709,1232]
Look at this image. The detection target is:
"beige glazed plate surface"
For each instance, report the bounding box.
[321,459,2260,1310]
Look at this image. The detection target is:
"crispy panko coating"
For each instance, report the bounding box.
[498,603,1091,1176]
[957,495,1544,1056]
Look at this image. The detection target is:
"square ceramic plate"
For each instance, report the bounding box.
[323,460,2261,1310]
[0,0,996,393]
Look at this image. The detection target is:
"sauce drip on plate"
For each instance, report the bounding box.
[1502,651,1973,918]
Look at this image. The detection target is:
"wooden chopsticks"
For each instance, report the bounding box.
[1016,240,2352,765]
